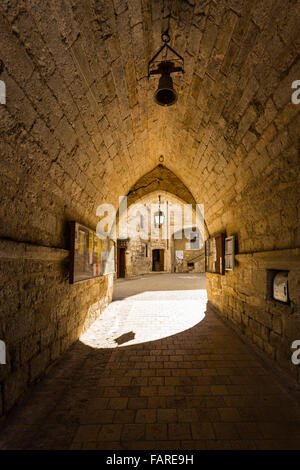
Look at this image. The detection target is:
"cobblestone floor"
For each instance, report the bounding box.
[1,273,300,450]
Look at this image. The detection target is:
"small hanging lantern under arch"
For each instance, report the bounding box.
[154,195,165,228]
[154,210,165,228]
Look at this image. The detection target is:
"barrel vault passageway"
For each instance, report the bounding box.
[0,0,300,452]
[1,273,300,450]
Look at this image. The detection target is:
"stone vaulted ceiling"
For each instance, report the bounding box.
[0,1,300,423]
[0,0,299,251]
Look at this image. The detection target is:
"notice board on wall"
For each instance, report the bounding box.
[205,233,225,275]
[69,221,115,284]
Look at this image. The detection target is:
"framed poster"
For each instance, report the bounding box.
[205,233,225,275]
[69,221,115,284]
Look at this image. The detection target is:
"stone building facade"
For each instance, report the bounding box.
[117,191,204,277]
[173,231,205,273]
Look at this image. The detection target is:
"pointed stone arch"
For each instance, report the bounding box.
[126,164,196,208]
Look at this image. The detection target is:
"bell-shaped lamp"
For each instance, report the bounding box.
[154,72,178,107]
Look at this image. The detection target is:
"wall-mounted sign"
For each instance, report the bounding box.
[69,221,115,284]
[0,340,6,364]
[273,271,289,303]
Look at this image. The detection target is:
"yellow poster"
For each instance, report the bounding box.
[89,231,93,252]
[97,238,101,263]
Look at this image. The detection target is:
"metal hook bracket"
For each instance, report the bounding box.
[148,31,184,78]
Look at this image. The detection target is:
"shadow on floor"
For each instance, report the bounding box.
[1,305,300,450]
[114,332,136,345]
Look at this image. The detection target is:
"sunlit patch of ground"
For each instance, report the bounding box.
[80,273,207,348]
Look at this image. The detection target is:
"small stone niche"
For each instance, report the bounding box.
[266,269,290,304]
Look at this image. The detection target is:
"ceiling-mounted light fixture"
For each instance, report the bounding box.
[154,195,165,228]
[148,32,184,107]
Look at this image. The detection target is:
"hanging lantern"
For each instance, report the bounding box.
[154,210,165,228]
[154,195,164,227]
[153,61,178,106]
[148,32,184,107]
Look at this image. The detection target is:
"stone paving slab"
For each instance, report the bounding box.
[1,274,300,450]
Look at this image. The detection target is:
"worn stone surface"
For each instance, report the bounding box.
[1,274,300,450]
[173,240,204,274]
[0,247,113,416]
[0,0,300,418]
[0,0,299,248]
[207,249,300,383]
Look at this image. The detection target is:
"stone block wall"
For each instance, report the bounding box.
[174,249,205,273]
[0,240,113,418]
[173,235,205,273]
[125,238,171,277]
[125,239,151,277]
[207,249,300,382]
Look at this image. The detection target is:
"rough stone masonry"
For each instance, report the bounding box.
[0,0,299,419]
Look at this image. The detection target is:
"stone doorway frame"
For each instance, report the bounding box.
[152,248,164,271]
